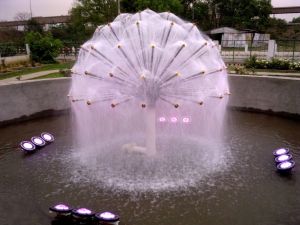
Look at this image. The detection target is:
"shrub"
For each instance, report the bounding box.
[25,32,63,63]
[245,56,300,71]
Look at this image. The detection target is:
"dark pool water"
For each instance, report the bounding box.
[0,111,299,225]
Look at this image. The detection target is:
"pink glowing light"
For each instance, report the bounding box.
[54,204,69,211]
[182,117,190,123]
[170,117,178,123]
[159,117,166,122]
[77,208,92,215]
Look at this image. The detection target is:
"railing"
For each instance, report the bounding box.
[0,40,299,64]
[219,39,300,63]
[0,43,27,57]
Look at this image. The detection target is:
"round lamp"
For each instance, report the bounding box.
[41,132,55,143]
[20,141,36,152]
[95,211,120,225]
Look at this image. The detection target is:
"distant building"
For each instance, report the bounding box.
[0,15,71,31]
[207,27,270,47]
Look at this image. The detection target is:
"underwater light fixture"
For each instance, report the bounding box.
[95,211,120,224]
[275,154,292,164]
[49,203,72,216]
[170,117,178,123]
[20,141,36,152]
[159,117,166,122]
[31,136,46,148]
[41,132,54,143]
[273,148,289,157]
[277,160,295,172]
[182,117,191,123]
[72,208,95,220]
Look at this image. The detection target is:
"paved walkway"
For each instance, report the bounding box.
[229,71,300,78]
[1,69,299,85]
[0,70,59,84]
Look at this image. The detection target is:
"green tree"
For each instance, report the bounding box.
[121,0,137,13]
[26,18,43,33]
[214,0,272,31]
[265,17,287,39]
[133,0,183,14]
[69,0,118,42]
[25,32,62,63]
[292,16,300,23]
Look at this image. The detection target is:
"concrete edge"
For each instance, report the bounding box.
[1,75,300,126]
[229,106,300,120]
[0,108,70,127]
[0,77,70,86]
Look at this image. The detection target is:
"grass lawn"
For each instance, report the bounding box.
[31,72,66,80]
[0,62,73,80]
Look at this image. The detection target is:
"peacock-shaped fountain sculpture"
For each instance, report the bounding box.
[70,9,229,156]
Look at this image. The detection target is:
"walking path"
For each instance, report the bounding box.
[229,71,300,78]
[1,69,299,85]
[0,70,59,84]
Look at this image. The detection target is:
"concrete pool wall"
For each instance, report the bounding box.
[228,75,300,118]
[0,75,300,125]
[0,78,70,125]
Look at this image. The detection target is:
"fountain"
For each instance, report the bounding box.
[69,9,230,191]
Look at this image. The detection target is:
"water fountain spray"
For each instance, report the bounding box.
[70,9,229,156]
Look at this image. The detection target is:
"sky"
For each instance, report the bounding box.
[0,0,299,22]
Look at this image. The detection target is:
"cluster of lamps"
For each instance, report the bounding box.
[273,148,296,173]
[20,132,54,153]
[158,116,191,123]
[49,203,119,225]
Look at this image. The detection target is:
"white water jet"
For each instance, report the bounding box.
[69,9,230,190]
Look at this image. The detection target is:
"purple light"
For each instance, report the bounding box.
[20,141,36,152]
[76,208,92,215]
[72,207,95,219]
[41,132,54,143]
[275,154,292,163]
[170,117,178,123]
[159,117,166,122]
[100,212,116,219]
[277,160,295,171]
[55,204,69,211]
[95,211,120,223]
[182,117,190,123]
[31,136,46,147]
[49,203,72,214]
[273,148,289,157]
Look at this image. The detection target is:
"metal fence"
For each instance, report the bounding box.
[220,39,300,64]
[0,39,300,64]
[0,42,27,57]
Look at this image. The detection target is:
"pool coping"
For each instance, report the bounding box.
[0,75,300,126]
